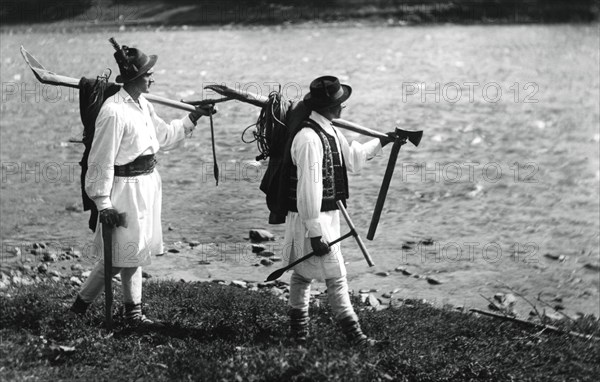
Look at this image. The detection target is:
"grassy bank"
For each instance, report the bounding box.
[1,279,599,381]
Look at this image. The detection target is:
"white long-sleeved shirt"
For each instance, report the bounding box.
[291,111,382,239]
[85,88,194,210]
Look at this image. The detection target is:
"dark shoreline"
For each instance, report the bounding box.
[1,0,598,32]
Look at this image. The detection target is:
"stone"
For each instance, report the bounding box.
[260,259,273,266]
[544,311,564,321]
[37,263,48,274]
[402,269,412,276]
[49,270,62,278]
[231,280,247,288]
[420,238,434,246]
[426,277,443,285]
[257,282,275,288]
[188,241,201,248]
[168,248,180,253]
[258,251,275,258]
[394,266,405,272]
[70,277,82,286]
[71,264,83,272]
[391,288,401,294]
[33,243,46,250]
[271,257,282,262]
[490,293,517,313]
[198,260,211,265]
[583,263,600,272]
[20,277,34,286]
[375,271,390,277]
[368,294,380,308]
[6,247,21,257]
[382,293,392,299]
[401,244,412,250]
[142,271,151,279]
[81,271,91,278]
[251,244,266,253]
[359,289,370,294]
[544,253,560,260]
[18,264,32,273]
[249,229,274,242]
[43,252,58,262]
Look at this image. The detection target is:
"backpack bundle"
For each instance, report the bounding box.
[78,74,120,232]
[249,92,311,224]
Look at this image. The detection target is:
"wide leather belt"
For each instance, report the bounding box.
[114,154,157,177]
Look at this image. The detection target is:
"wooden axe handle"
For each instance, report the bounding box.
[102,223,114,330]
[336,201,374,267]
[367,130,404,240]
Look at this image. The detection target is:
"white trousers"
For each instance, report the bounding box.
[288,271,357,321]
[78,262,142,305]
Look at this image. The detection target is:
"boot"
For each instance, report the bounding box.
[288,308,309,343]
[338,315,375,347]
[69,295,90,315]
[124,303,153,325]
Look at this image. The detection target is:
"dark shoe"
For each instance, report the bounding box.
[69,295,90,315]
[338,315,375,347]
[288,308,309,343]
[124,303,154,326]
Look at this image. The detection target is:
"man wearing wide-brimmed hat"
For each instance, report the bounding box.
[283,75,393,346]
[70,40,212,324]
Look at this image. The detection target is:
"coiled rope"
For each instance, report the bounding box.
[242,91,288,161]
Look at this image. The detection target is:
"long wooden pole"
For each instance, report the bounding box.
[102,223,113,330]
[20,46,226,114]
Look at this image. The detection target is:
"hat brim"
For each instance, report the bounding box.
[304,84,352,110]
[115,55,158,84]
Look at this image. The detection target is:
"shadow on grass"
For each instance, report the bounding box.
[1,279,599,381]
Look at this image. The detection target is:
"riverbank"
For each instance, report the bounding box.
[1,273,599,381]
[1,0,598,34]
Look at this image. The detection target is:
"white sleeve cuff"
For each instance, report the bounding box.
[183,115,195,137]
[93,196,113,211]
[304,218,322,238]
[183,115,195,128]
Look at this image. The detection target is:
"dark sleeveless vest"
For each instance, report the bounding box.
[288,119,349,212]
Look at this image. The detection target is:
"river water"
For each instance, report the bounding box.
[1,24,598,317]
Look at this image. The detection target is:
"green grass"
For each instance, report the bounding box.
[1,280,599,381]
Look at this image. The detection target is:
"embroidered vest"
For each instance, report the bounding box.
[288,119,349,212]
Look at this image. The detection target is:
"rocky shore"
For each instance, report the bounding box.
[2,233,597,328]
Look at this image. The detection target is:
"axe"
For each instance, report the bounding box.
[367,128,423,240]
[265,201,373,281]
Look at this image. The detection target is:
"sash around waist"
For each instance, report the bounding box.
[114,154,157,177]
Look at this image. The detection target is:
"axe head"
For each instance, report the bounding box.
[396,128,423,147]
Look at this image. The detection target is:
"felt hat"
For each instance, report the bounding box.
[114,46,157,84]
[303,75,352,110]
